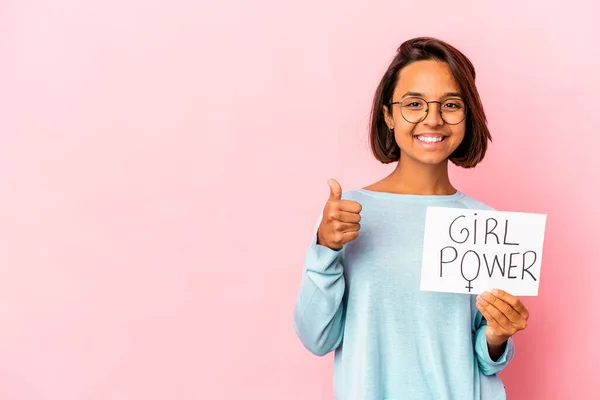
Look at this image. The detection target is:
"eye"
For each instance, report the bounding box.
[443,99,465,111]
[402,97,426,109]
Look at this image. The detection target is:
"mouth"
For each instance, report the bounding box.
[414,134,448,144]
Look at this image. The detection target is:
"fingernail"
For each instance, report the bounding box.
[481,291,490,299]
[476,295,483,303]
[491,289,499,295]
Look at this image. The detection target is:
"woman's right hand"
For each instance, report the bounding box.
[317,179,363,250]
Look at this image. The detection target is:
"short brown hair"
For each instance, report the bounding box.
[369,37,491,168]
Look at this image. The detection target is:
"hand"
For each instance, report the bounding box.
[316,179,362,251]
[476,289,530,347]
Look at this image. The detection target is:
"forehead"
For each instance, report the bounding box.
[395,60,460,96]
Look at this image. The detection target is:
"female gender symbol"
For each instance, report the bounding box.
[460,250,481,292]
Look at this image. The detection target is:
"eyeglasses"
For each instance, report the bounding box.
[390,96,468,125]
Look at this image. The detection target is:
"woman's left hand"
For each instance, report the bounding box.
[476,289,530,347]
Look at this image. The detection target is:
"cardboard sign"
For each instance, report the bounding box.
[419,207,547,296]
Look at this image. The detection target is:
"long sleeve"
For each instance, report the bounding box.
[292,227,346,357]
[472,298,515,375]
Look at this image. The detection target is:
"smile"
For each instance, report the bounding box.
[415,135,446,143]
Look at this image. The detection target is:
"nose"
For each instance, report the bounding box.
[422,102,444,127]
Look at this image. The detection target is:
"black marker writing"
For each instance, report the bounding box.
[485,218,500,245]
[503,220,519,246]
[439,250,539,283]
[448,214,519,246]
[448,215,468,244]
[461,250,481,292]
[507,252,519,279]
[522,251,537,281]
[440,246,458,277]
[484,253,506,277]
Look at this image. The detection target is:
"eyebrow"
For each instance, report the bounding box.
[401,91,463,98]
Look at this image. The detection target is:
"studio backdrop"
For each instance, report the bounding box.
[1,0,598,399]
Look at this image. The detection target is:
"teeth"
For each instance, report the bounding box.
[417,136,443,143]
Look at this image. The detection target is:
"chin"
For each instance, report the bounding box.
[417,157,449,166]
[398,143,458,166]
[408,150,452,166]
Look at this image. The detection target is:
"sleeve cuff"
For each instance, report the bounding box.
[304,233,344,273]
[475,326,515,375]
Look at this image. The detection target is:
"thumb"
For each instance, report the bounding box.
[327,178,342,201]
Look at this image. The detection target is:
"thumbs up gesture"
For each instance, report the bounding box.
[317,179,363,251]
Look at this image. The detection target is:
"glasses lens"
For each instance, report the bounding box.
[400,97,427,123]
[440,98,466,125]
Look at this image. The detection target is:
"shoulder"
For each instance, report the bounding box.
[455,192,496,211]
[340,188,383,205]
[340,189,364,202]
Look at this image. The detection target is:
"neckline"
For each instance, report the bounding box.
[356,188,465,202]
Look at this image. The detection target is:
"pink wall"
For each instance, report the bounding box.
[1,1,598,399]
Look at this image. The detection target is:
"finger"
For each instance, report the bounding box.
[490,289,529,319]
[481,292,521,325]
[477,296,514,334]
[326,209,361,223]
[476,301,507,335]
[338,199,362,214]
[331,229,359,245]
[336,210,361,223]
[327,179,342,201]
[334,222,360,233]
[340,230,359,243]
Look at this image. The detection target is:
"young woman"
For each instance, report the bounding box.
[292,37,530,400]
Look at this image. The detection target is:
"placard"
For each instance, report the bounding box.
[420,206,547,296]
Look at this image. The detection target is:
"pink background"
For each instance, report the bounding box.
[1,1,598,399]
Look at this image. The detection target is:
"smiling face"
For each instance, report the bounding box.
[383,60,467,166]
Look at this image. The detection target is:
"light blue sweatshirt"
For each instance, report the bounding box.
[293,189,514,400]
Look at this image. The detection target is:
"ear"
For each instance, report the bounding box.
[382,105,394,130]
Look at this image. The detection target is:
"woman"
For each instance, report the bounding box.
[292,37,529,400]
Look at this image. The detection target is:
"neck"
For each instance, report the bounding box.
[386,157,456,196]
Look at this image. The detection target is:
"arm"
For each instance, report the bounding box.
[292,228,346,357]
[293,179,361,357]
[472,306,515,375]
[473,289,530,375]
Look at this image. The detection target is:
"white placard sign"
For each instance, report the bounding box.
[420,206,547,296]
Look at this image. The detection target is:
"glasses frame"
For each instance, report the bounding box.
[390,97,468,125]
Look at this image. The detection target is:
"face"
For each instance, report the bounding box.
[383,60,466,166]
